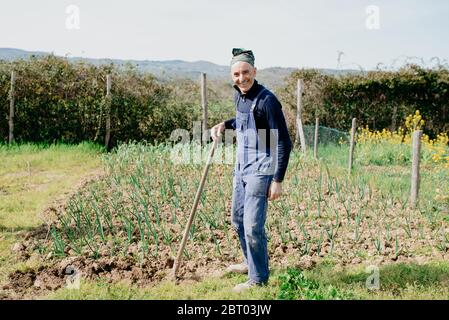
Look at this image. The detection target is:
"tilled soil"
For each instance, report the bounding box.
[3,223,445,300]
[2,155,448,299]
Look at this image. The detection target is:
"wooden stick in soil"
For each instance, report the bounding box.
[348,118,357,174]
[410,130,422,208]
[172,138,219,279]
[8,71,16,144]
[295,79,307,154]
[201,73,208,137]
[105,75,111,150]
[314,117,319,159]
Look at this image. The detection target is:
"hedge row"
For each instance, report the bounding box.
[278,65,449,138]
[2,57,448,145]
[0,56,212,146]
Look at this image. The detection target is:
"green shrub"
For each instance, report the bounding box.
[278,268,352,300]
[0,56,203,145]
[278,65,449,139]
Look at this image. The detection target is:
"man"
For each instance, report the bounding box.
[211,48,292,292]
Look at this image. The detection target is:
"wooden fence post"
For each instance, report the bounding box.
[296,79,306,154]
[410,130,422,208]
[314,118,319,159]
[390,105,398,132]
[348,118,357,173]
[8,71,16,144]
[201,73,208,140]
[105,75,111,149]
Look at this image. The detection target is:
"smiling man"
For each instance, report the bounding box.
[211,48,292,292]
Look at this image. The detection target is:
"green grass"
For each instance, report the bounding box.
[304,260,449,299]
[43,261,449,300]
[0,142,103,287]
[0,142,104,229]
[278,268,354,300]
[45,272,279,300]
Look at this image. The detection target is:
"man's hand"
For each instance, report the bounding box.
[268,181,282,201]
[211,122,225,141]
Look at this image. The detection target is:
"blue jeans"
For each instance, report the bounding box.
[231,172,273,284]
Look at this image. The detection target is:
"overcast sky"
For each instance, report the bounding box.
[1,0,448,69]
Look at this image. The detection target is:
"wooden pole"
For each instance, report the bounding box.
[201,73,208,140]
[8,71,16,144]
[410,130,422,208]
[314,117,319,159]
[105,75,111,149]
[296,79,307,154]
[390,105,398,132]
[172,139,218,279]
[348,118,357,173]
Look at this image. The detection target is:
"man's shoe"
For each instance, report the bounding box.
[232,279,262,293]
[226,262,248,274]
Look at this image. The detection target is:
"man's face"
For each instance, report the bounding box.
[231,61,257,94]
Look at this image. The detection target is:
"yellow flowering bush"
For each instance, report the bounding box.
[356,110,449,167]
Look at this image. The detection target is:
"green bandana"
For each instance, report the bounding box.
[230,48,255,66]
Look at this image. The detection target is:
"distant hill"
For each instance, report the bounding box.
[0,48,360,89]
[0,48,50,60]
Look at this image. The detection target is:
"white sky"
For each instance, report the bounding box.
[1,0,448,69]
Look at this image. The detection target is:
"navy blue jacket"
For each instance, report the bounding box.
[224,80,292,182]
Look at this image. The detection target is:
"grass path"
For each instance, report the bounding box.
[0,143,103,289]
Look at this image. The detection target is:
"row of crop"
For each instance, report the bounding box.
[43,142,448,264]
